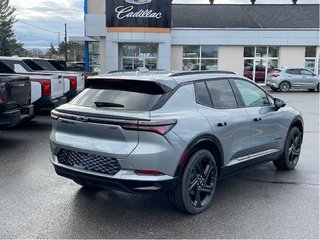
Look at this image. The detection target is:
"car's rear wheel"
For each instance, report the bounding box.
[317,83,319,92]
[273,127,302,170]
[167,149,218,214]
[279,81,291,92]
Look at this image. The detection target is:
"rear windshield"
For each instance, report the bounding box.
[70,79,165,111]
[49,60,68,71]
[269,69,281,74]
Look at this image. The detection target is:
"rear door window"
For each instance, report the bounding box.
[206,79,238,109]
[71,80,165,111]
[286,69,300,75]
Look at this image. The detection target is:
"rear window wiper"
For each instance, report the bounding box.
[94,102,125,108]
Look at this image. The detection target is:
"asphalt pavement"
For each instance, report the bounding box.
[0,90,319,239]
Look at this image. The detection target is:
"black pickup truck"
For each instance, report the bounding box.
[0,74,34,129]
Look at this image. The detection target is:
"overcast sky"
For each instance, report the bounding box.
[10,0,319,50]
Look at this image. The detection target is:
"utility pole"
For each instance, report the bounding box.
[64,23,68,62]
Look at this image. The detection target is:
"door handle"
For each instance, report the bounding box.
[217,122,227,127]
[254,118,262,122]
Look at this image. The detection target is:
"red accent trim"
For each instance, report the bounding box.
[178,149,188,165]
[135,170,164,176]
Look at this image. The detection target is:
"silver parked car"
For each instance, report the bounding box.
[50,70,304,214]
[266,67,320,92]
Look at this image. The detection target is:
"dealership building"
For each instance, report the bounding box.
[83,0,320,83]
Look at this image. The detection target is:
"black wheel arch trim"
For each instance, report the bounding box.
[288,116,304,143]
[174,133,224,178]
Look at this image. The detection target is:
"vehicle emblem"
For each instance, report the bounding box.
[75,116,89,122]
[125,0,152,5]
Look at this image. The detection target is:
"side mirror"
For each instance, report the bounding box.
[274,98,286,110]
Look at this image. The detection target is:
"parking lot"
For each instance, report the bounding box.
[0,90,319,239]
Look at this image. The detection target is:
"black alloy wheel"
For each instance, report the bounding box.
[273,127,302,170]
[167,149,218,214]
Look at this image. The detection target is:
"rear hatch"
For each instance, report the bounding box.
[52,78,171,158]
[0,75,31,112]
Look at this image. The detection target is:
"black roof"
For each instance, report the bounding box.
[172,4,319,29]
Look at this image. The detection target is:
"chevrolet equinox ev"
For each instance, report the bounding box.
[50,70,304,214]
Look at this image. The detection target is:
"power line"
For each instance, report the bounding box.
[17,19,59,34]
[16,19,61,45]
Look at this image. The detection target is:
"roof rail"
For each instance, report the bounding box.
[169,70,236,77]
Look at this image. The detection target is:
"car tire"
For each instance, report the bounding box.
[279,81,291,92]
[317,83,319,92]
[273,127,302,170]
[167,149,218,214]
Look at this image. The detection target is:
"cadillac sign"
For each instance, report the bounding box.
[106,0,172,28]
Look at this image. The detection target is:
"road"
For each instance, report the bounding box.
[0,90,319,239]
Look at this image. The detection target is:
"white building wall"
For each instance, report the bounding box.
[88,0,105,14]
[171,29,319,46]
[279,47,305,67]
[218,46,244,75]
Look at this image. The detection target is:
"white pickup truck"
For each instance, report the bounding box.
[0,57,66,113]
[21,58,85,101]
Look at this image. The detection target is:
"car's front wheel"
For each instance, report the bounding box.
[273,127,302,170]
[167,149,218,214]
[279,81,291,92]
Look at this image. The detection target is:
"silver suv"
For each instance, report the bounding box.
[266,67,320,92]
[50,70,304,214]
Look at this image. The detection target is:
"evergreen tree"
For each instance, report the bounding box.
[0,0,25,56]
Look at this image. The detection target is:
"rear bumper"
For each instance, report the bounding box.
[266,79,278,88]
[0,104,34,128]
[33,96,67,112]
[65,90,78,102]
[51,155,177,193]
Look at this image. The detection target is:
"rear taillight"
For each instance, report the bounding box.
[0,82,6,105]
[66,76,77,91]
[39,79,51,97]
[122,119,177,135]
[272,73,280,78]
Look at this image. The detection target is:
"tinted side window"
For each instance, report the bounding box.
[301,69,314,76]
[286,69,300,75]
[0,61,14,73]
[206,79,237,109]
[234,80,270,107]
[194,82,212,107]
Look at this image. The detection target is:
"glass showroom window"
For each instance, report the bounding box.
[305,46,319,74]
[183,45,218,71]
[89,42,100,72]
[243,46,279,84]
[119,43,158,70]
